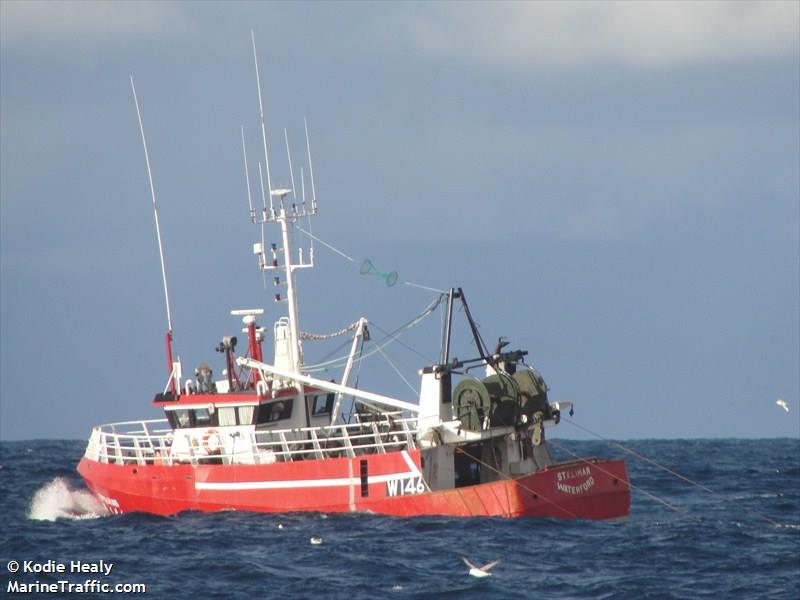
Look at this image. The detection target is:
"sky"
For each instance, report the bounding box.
[1,1,798,441]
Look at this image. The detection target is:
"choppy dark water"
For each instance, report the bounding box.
[1,439,798,599]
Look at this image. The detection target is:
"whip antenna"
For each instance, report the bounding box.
[300,166,306,210]
[243,127,265,288]
[301,166,314,261]
[284,128,297,204]
[240,125,255,222]
[257,162,268,242]
[251,30,275,220]
[304,117,317,213]
[130,76,173,333]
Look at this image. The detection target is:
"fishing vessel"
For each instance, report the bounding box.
[77,39,630,520]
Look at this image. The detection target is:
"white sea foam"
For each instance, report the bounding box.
[28,477,109,522]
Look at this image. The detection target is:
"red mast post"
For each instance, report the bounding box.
[243,314,264,386]
[165,331,176,395]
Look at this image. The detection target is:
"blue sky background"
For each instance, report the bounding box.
[1,1,798,441]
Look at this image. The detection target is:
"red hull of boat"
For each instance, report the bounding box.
[77,449,630,520]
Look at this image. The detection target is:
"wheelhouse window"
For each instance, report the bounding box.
[311,393,335,416]
[256,399,293,424]
[166,407,221,429]
[194,408,215,428]
[218,407,237,427]
[238,406,255,425]
[215,406,256,426]
[170,409,192,429]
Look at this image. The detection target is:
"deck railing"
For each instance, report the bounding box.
[84,416,419,466]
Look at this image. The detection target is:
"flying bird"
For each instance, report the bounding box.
[462,557,500,578]
[776,398,789,412]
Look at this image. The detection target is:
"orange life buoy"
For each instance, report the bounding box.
[202,429,222,455]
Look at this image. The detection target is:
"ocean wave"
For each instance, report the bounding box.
[28,477,109,522]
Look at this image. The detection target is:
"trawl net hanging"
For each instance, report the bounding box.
[360,258,398,287]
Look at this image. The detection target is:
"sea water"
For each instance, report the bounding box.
[1,439,797,599]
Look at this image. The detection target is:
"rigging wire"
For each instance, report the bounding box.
[373,342,419,396]
[307,336,355,367]
[562,417,782,527]
[452,446,580,519]
[369,320,436,364]
[294,224,354,262]
[546,440,683,514]
[305,294,446,373]
[403,281,448,294]
[293,224,445,293]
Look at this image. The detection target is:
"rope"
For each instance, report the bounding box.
[374,343,419,396]
[300,320,361,341]
[452,446,580,519]
[563,417,782,527]
[306,336,353,367]
[404,281,448,294]
[294,224,354,262]
[294,224,447,293]
[456,437,680,518]
[369,320,436,364]
[305,294,445,373]
[547,439,682,514]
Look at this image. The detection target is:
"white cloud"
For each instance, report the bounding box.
[4,2,795,69]
[402,1,799,69]
[0,0,182,50]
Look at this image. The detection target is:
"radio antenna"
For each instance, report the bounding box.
[131,76,179,394]
[300,166,306,211]
[257,160,272,217]
[130,76,173,333]
[284,127,297,205]
[304,117,317,213]
[257,162,268,232]
[240,125,255,222]
[301,166,314,261]
[251,30,275,220]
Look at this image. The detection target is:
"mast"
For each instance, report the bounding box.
[441,288,457,364]
[248,34,316,376]
[278,202,302,373]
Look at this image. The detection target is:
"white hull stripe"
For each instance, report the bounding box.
[195,471,417,491]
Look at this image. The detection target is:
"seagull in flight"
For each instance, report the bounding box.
[462,557,500,578]
[776,398,789,412]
